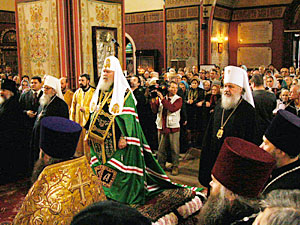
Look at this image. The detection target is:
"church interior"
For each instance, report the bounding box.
[0,0,299,86]
[1,0,300,224]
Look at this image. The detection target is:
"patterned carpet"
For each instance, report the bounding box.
[0,179,30,224]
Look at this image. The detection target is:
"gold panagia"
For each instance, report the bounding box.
[13,156,106,225]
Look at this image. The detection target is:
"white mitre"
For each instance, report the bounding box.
[224,66,255,108]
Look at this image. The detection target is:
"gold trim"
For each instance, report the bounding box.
[113,120,116,151]
[94,165,117,188]
[87,90,131,162]
[86,90,113,140]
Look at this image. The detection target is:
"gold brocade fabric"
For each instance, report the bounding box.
[63,89,74,110]
[17,0,60,77]
[87,90,117,164]
[70,87,95,157]
[13,156,106,225]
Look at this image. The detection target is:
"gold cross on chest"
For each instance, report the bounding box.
[69,168,91,205]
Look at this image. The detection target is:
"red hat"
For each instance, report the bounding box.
[212,137,275,198]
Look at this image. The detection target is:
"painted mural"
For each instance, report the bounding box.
[17,0,60,77]
[166,20,198,68]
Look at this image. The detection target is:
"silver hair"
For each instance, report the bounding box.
[260,189,300,225]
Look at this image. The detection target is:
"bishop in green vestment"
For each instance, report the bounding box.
[85,56,202,205]
[85,56,172,205]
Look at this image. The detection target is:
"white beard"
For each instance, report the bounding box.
[98,76,113,92]
[221,92,241,110]
[39,93,53,107]
[0,96,5,105]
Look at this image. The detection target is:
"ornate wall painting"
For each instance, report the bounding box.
[17,0,60,77]
[80,0,123,86]
[166,20,199,68]
[92,27,117,83]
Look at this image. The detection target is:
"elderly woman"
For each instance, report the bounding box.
[178,80,189,97]
[273,89,290,114]
[204,84,221,114]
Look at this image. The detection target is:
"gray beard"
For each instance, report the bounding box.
[221,93,241,110]
[198,188,231,225]
[98,76,113,92]
[39,93,53,107]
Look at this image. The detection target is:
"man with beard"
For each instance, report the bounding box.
[198,137,275,225]
[199,66,256,188]
[0,79,26,183]
[14,116,107,224]
[70,74,95,157]
[85,56,182,205]
[260,110,300,195]
[60,77,74,109]
[30,75,69,172]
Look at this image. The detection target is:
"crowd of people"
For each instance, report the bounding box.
[1,63,300,179]
[125,64,300,176]
[1,60,300,224]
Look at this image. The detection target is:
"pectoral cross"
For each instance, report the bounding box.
[69,168,91,206]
